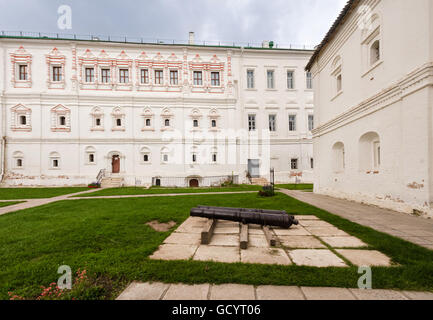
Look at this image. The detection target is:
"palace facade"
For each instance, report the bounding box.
[0,34,314,187]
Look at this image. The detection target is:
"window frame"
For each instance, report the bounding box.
[170,70,179,85]
[52,66,62,82]
[210,71,220,86]
[246,69,255,89]
[248,114,256,132]
[287,70,295,89]
[119,68,129,84]
[266,70,275,89]
[193,71,203,86]
[154,70,163,85]
[288,114,297,132]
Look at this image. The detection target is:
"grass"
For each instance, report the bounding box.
[0,187,89,200]
[1,192,432,300]
[0,201,24,208]
[75,185,262,197]
[276,184,314,190]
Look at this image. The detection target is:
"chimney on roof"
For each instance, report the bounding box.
[189,32,195,45]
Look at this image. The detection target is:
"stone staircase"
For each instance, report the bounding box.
[101,176,124,188]
[251,177,269,186]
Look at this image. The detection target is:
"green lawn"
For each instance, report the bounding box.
[0,201,24,208]
[0,187,89,200]
[75,185,262,197]
[276,184,314,190]
[1,192,432,300]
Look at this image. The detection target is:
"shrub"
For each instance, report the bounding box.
[258,185,275,197]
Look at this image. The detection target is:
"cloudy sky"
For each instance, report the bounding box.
[0,0,347,48]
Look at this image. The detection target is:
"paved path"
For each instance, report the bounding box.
[279,189,433,250]
[117,281,433,300]
[0,188,101,216]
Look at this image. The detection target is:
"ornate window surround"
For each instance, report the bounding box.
[46,48,66,89]
[141,107,155,131]
[10,46,32,88]
[90,107,105,131]
[208,108,221,132]
[51,104,71,132]
[189,54,225,93]
[11,104,32,132]
[190,108,203,132]
[114,51,133,91]
[111,107,126,132]
[161,108,174,132]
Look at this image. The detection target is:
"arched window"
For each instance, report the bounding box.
[161,147,169,164]
[111,107,125,131]
[91,107,104,131]
[49,152,61,169]
[85,146,96,165]
[13,151,24,169]
[193,119,199,127]
[331,56,342,95]
[140,147,151,164]
[146,119,151,127]
[165,119,170,127]
[141,107,154,131]
[11,104,32,132]
[359,132,381,171]
[332,142,345,172]
[370,40,380,65]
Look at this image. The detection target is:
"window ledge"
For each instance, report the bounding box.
[362,60,383,78]
[331,90,343,102]
[266,89,277,92]
[245,88,257,91]
[286,89,297,92]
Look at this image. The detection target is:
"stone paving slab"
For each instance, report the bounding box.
[249,228,266,235]
[150,244,198,261]
[299,220,335,228]
[301,287,356,300]
[273,226,311,236]
[162,283,210,300]
[289,249,347,267]
[163,232,201,245]
[209,234,239,247]
[213,226,240,235]
[402,291,433,300]
[248,234,269,248]
[210,284,256,300]
[117,282,433,300]
[256,285,305,300]
[279,235,326,249]
[193,245,240,263]
[117,282,169,300]
[350,289,408,300]
[320,236,367,248]
[305,227,350,237]
[336,249,392,266]
[241,247,292,265]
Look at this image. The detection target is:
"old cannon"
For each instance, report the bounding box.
[190,206,299,229]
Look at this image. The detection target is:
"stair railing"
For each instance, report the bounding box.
[96,169,106,185]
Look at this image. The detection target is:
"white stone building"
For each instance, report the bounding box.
[0,33,314,187]
[307,0,433,217]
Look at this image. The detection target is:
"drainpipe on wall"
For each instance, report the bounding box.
[0,136,5,183]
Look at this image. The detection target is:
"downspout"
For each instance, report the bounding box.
[0,44,6,183]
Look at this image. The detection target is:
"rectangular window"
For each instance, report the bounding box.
[193,71,203,86]
[308,115,314,131]
[211,72,220,86]
[267,70,275,89]
[212,153,217,163]
[287,71,294,89]
[291,158,298,170]
[119,69,129,83]
[170,70,178,85]
[374,141,381,168]
[269,115,276,132]
[247,70,254,89]
[163,154,168,162]
[89,154,95,163]
[141,69,149,84]
[19,65,28,80]
[306,72,313,89]
[53,66,62,82]
[310,158,314,169]
[289,115,297,132]
[53,159,59,168]
[101,68,110,83]
[192,154,197,163]
[248,114,256,132]
[85,67,94,83]
[155,70,163,84]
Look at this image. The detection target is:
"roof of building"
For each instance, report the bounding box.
[0,32,314,53]
[305,0,360,71]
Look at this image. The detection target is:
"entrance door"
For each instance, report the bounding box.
[189,179,199,188]
[248,159,260,178]
[112,155,120,173]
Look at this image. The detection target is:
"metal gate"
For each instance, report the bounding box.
[248,159,260,178]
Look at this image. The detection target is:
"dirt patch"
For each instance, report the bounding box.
[146,220,177,232]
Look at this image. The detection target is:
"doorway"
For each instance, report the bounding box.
[248,159,260,178]
[189,179,199,188]
[112,155,120,173]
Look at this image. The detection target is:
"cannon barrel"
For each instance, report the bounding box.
[197,205,287,215]
[190,207,299,229]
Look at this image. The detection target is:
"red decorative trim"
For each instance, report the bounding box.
[10,46,32,88]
